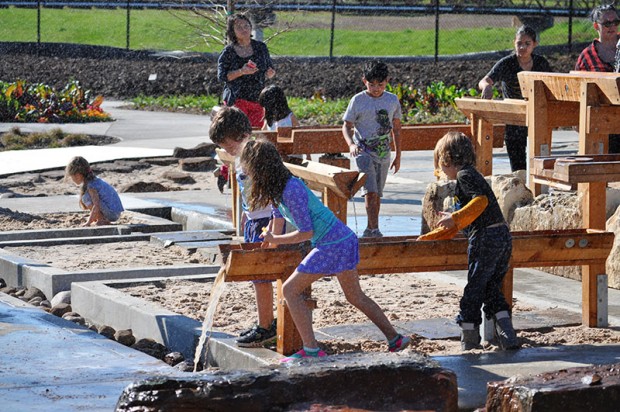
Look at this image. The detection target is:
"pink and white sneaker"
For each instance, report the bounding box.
[280,348,328,363]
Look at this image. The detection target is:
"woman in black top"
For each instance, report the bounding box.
[478,25,552,172]
[217,14,276,127]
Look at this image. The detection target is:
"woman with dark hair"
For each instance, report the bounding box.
[575,4,620,72]
[478,25,552,172]
[217,14,276,127]
[575,4,620,152]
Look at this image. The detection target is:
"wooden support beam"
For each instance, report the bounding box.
[582,263,605,327]
[580,182,607,231]
[579,82,607,156]
[285,161,365,200]
[456,98,527,126]
[471,113,495,176]
[276,266,303,355]
[527,79,553,196]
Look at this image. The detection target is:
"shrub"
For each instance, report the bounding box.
[0,80,112,123]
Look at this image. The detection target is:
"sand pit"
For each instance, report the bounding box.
[3,241,215,271]
[0,209,158,232]
[116,274,620,357]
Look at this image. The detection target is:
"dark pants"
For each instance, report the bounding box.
[457,224,512,326]
[505,125,527,172]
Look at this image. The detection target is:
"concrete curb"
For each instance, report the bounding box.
[72,274,282,368]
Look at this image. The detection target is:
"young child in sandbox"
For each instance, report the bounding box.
[240,138,411,362]
[65,156,124,227]
[417,132,519,351]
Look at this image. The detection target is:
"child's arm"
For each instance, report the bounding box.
[342,121,359,157]
[260,217,285,248]
[84,188,102,226]
[390,118,402,173]
[262,229,312,245]
[417,195,489,241]
[417,225,459,241]
[451,195,488,230]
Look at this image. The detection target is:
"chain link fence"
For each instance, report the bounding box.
[0,1,599,57]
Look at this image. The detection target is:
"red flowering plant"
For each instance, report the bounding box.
[0,80,111,123]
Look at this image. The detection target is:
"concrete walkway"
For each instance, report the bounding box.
[0,104,618,411]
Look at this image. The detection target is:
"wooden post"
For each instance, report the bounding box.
[580,181,606,327]
[527,79,552,196]
[276,266,304,355]
[324,187,348,224]
[579,82,607,155]
[471,113,494,176]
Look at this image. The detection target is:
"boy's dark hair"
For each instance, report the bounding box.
[209,106,252,144]
[590,4,617,22]
[516,25,538,42]
[226,14,252,45]
[363,60,389,82]
[259,85,291,128]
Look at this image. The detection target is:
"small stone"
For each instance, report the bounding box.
[49,303,72,317]
[173,143,217,159]
[581,373,602,386]
[164,352,184,366]
[28,297,43,306]
[161,170,195,184]
[50,291,71,306]
[114,329,136,347]
[131,338,168,360]
[97,325,116,339]
[23,287,46,301]
[62,313,86,326]
[179,157,217,172]
[120,181,168,193]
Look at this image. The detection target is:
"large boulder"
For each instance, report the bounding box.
[421,171,532,234]
[511,187,620,288]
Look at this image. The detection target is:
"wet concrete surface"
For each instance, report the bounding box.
[0,294,179,412]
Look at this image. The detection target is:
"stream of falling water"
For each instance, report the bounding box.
[350,196,359,234]
[193,266,227,372]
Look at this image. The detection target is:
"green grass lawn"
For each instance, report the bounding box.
[0,7,595,55]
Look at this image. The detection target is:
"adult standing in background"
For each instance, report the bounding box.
[478,25,552,172]
[575,4,620,72]
[575,4,620,152]
[217,13,276,128]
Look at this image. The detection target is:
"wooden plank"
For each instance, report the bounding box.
[285,161,363,199]
[518,72,586,102]
[472,113,495,176]
[580,181,607,231]
[222,230,613,281]
[582,263,605,327]
[527,79,553,196]
[588,106,620,135]
[579,82,607,155]
[456,97,527,126]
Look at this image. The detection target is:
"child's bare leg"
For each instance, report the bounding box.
[282,271,323,348]
[254,281,274,328]
[365,192,380,230]
[337,269,398,341]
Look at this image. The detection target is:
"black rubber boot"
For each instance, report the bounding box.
[493,311,519,350]
[460,322,482,351]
